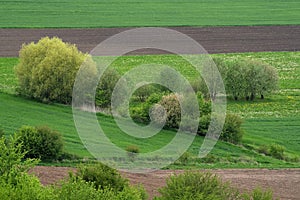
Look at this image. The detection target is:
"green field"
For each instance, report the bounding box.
[0,51,299,168]
[0,0,299,28]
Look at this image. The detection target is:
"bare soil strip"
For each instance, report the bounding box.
[30,166,300,200]
[1,25,299,57]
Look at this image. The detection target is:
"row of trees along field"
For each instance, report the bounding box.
[195,57,278,101]
[15,37,278,106]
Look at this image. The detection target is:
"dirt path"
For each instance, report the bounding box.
[30,166,300,200]
[1,25,299,57]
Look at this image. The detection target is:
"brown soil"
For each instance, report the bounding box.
[30,166,300,200]
[1,25,299,57]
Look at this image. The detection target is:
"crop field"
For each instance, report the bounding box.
[0,51,299,168]
[0,0,300,28]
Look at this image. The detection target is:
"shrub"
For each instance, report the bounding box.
[258,145,269,155]
[73,163,147,199]
[198,114,211,136]
[132,84,161,103]
[198,113,243,144]
[0,135,38,185]
[15,125,63,161]
[96,67,121,108]
[154,93,182,129]
[15,37,97,104]
[126,145,140,162]
[242,187,274,200]
[269,143,285,160]
[0,173,54,200]
[221,113,243,144]
[155,171,240,200]
[75,162,128,192]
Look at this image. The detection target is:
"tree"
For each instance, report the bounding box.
[198,57,227,100]
[95,67,121,108]
[225,58,278,101]
[225,59,246,100]
[257,63,278,99]
[15,37,97,104]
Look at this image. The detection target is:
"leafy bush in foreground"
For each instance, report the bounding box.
[155,171,275,200]
[155,171,240,200]
[75,163,129,192]
[15,125,63,161]
[0,135,38,185]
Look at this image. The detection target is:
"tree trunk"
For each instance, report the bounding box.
[250,93,255,101]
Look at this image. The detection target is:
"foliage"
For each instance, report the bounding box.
[75,163,129,192]
[155,171,240,200]
[242,187,275,200]
[153,93,181,128]
[15,37,96,104]
[269,143,285,160]
[96,67,121,108]
[198,113,243,144]
[0,173,54,200]
[221,113,243,144]
[130,91,166,124]
[257,143,285,160]
[226,59,278,100]
[15,125,63,161]
[132,84,161,102]
[56,175,147,200]
[73,163,147,199]
[0,135,38,185]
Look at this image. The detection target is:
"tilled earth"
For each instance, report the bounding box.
[1,25,300,57]
[30,166,300,200]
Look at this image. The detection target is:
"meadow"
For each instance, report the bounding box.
[0,0,299,28]
[0,51,299,168]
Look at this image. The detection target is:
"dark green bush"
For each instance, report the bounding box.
[155,171,240,200]
[269,143,285,160]
[15,37,97,104]
[132,84,161,103]
[130,92,165,124]
[198,114,211,136]
[15,125,63,161]
[221,113,243,144]
[75,163,128,192]
[198,113,243,144]
[96,68,121,108]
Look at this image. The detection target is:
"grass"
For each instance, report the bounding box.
[0,0,299,28]
[0,51,299,168]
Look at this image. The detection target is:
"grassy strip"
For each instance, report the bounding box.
[0,0,299,28]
